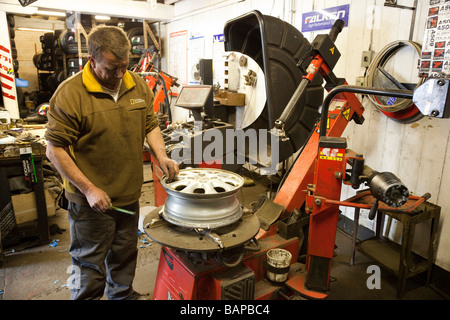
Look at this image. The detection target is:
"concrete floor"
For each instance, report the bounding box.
[0,165,447,301]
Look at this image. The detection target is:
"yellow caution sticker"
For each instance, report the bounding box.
[342,108,350,121]
[319,155,344,161]
[319,149,344,161]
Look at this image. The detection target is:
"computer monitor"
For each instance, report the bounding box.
[175,85,212,109]
[175,85,212,122]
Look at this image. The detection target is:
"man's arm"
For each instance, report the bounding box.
[146,126,179,181]
[46,141,112,212]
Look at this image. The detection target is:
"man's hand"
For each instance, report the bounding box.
[46,142,112,213]
[85,185,112,213]
[158,156,179,182]
[146,127,179,182]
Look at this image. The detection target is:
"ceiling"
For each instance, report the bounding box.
[0,0,179,21]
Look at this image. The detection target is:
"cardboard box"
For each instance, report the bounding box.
[11,190,56,225]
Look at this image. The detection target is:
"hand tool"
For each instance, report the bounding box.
[109,206,135,215]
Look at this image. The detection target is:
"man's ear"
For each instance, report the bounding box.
[88,56,96,69]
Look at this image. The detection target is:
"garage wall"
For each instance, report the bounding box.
[163,0,450,272]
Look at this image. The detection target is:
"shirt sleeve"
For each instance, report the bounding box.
[144,83,159,134]
[45,87,81,147]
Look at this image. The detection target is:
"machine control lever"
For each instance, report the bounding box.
[368,200,379,220]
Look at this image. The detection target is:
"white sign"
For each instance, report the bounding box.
[0,11,19,120]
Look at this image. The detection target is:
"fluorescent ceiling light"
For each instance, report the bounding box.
[18,27,54,32]
[95,15,111,20]
[36,10,66,17]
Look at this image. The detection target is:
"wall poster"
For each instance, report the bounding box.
[168,30,188,86]
[420,1,450,77]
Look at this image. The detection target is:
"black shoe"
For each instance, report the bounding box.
[125,291,149,300]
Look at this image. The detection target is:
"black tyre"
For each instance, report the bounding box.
[7,14,15,28]
[224,11,324,161]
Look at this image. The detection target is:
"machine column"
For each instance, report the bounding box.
[305,136,347,292]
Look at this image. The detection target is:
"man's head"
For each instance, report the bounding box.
[87,25,131,90]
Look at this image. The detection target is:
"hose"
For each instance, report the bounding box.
[365,40,424,114]
[158,74,172,121]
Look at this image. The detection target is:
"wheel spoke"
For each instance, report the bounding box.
[161,168,244,229]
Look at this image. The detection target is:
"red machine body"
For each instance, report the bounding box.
[149,17,369,300]
[146,12,434,299]
[153,236,299,300]
[151,95,365,300]
[303,136,347,291]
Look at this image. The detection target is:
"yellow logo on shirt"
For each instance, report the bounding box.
[130,98,145,105]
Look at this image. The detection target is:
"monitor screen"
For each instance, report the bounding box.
[175,85,212,109]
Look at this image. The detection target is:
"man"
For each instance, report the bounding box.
[45,25,178,300]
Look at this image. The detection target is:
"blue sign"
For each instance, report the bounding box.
[387,97,397,106]
[213,34,224,43]
[302,4,350,33]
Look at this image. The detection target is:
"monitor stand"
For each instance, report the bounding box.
[183,106,203,123]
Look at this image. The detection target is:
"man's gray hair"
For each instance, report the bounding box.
[87,25,131,61]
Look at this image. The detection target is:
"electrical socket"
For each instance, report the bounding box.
[356,76,365,86]
[361,50,375,68]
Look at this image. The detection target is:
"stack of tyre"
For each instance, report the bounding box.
[7,14,19,78]
[127,27,156,55]
[33,32,57,71]
[126,26,158,68]
[32,29,88,92]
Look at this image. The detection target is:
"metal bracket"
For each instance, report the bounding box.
[195,228,224,249]
[413,78,450,118]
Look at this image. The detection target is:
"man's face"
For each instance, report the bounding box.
[89,51,129,90]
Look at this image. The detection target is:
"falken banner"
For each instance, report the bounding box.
[302,4,350,33]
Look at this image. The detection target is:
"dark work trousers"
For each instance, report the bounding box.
[67,201,140,300]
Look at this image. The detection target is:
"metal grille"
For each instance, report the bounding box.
[221,269,255,300]
[0,201,16,239]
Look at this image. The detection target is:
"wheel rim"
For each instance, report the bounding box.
[161,168,244,229]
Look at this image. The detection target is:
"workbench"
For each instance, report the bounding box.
[0,154,50,248]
